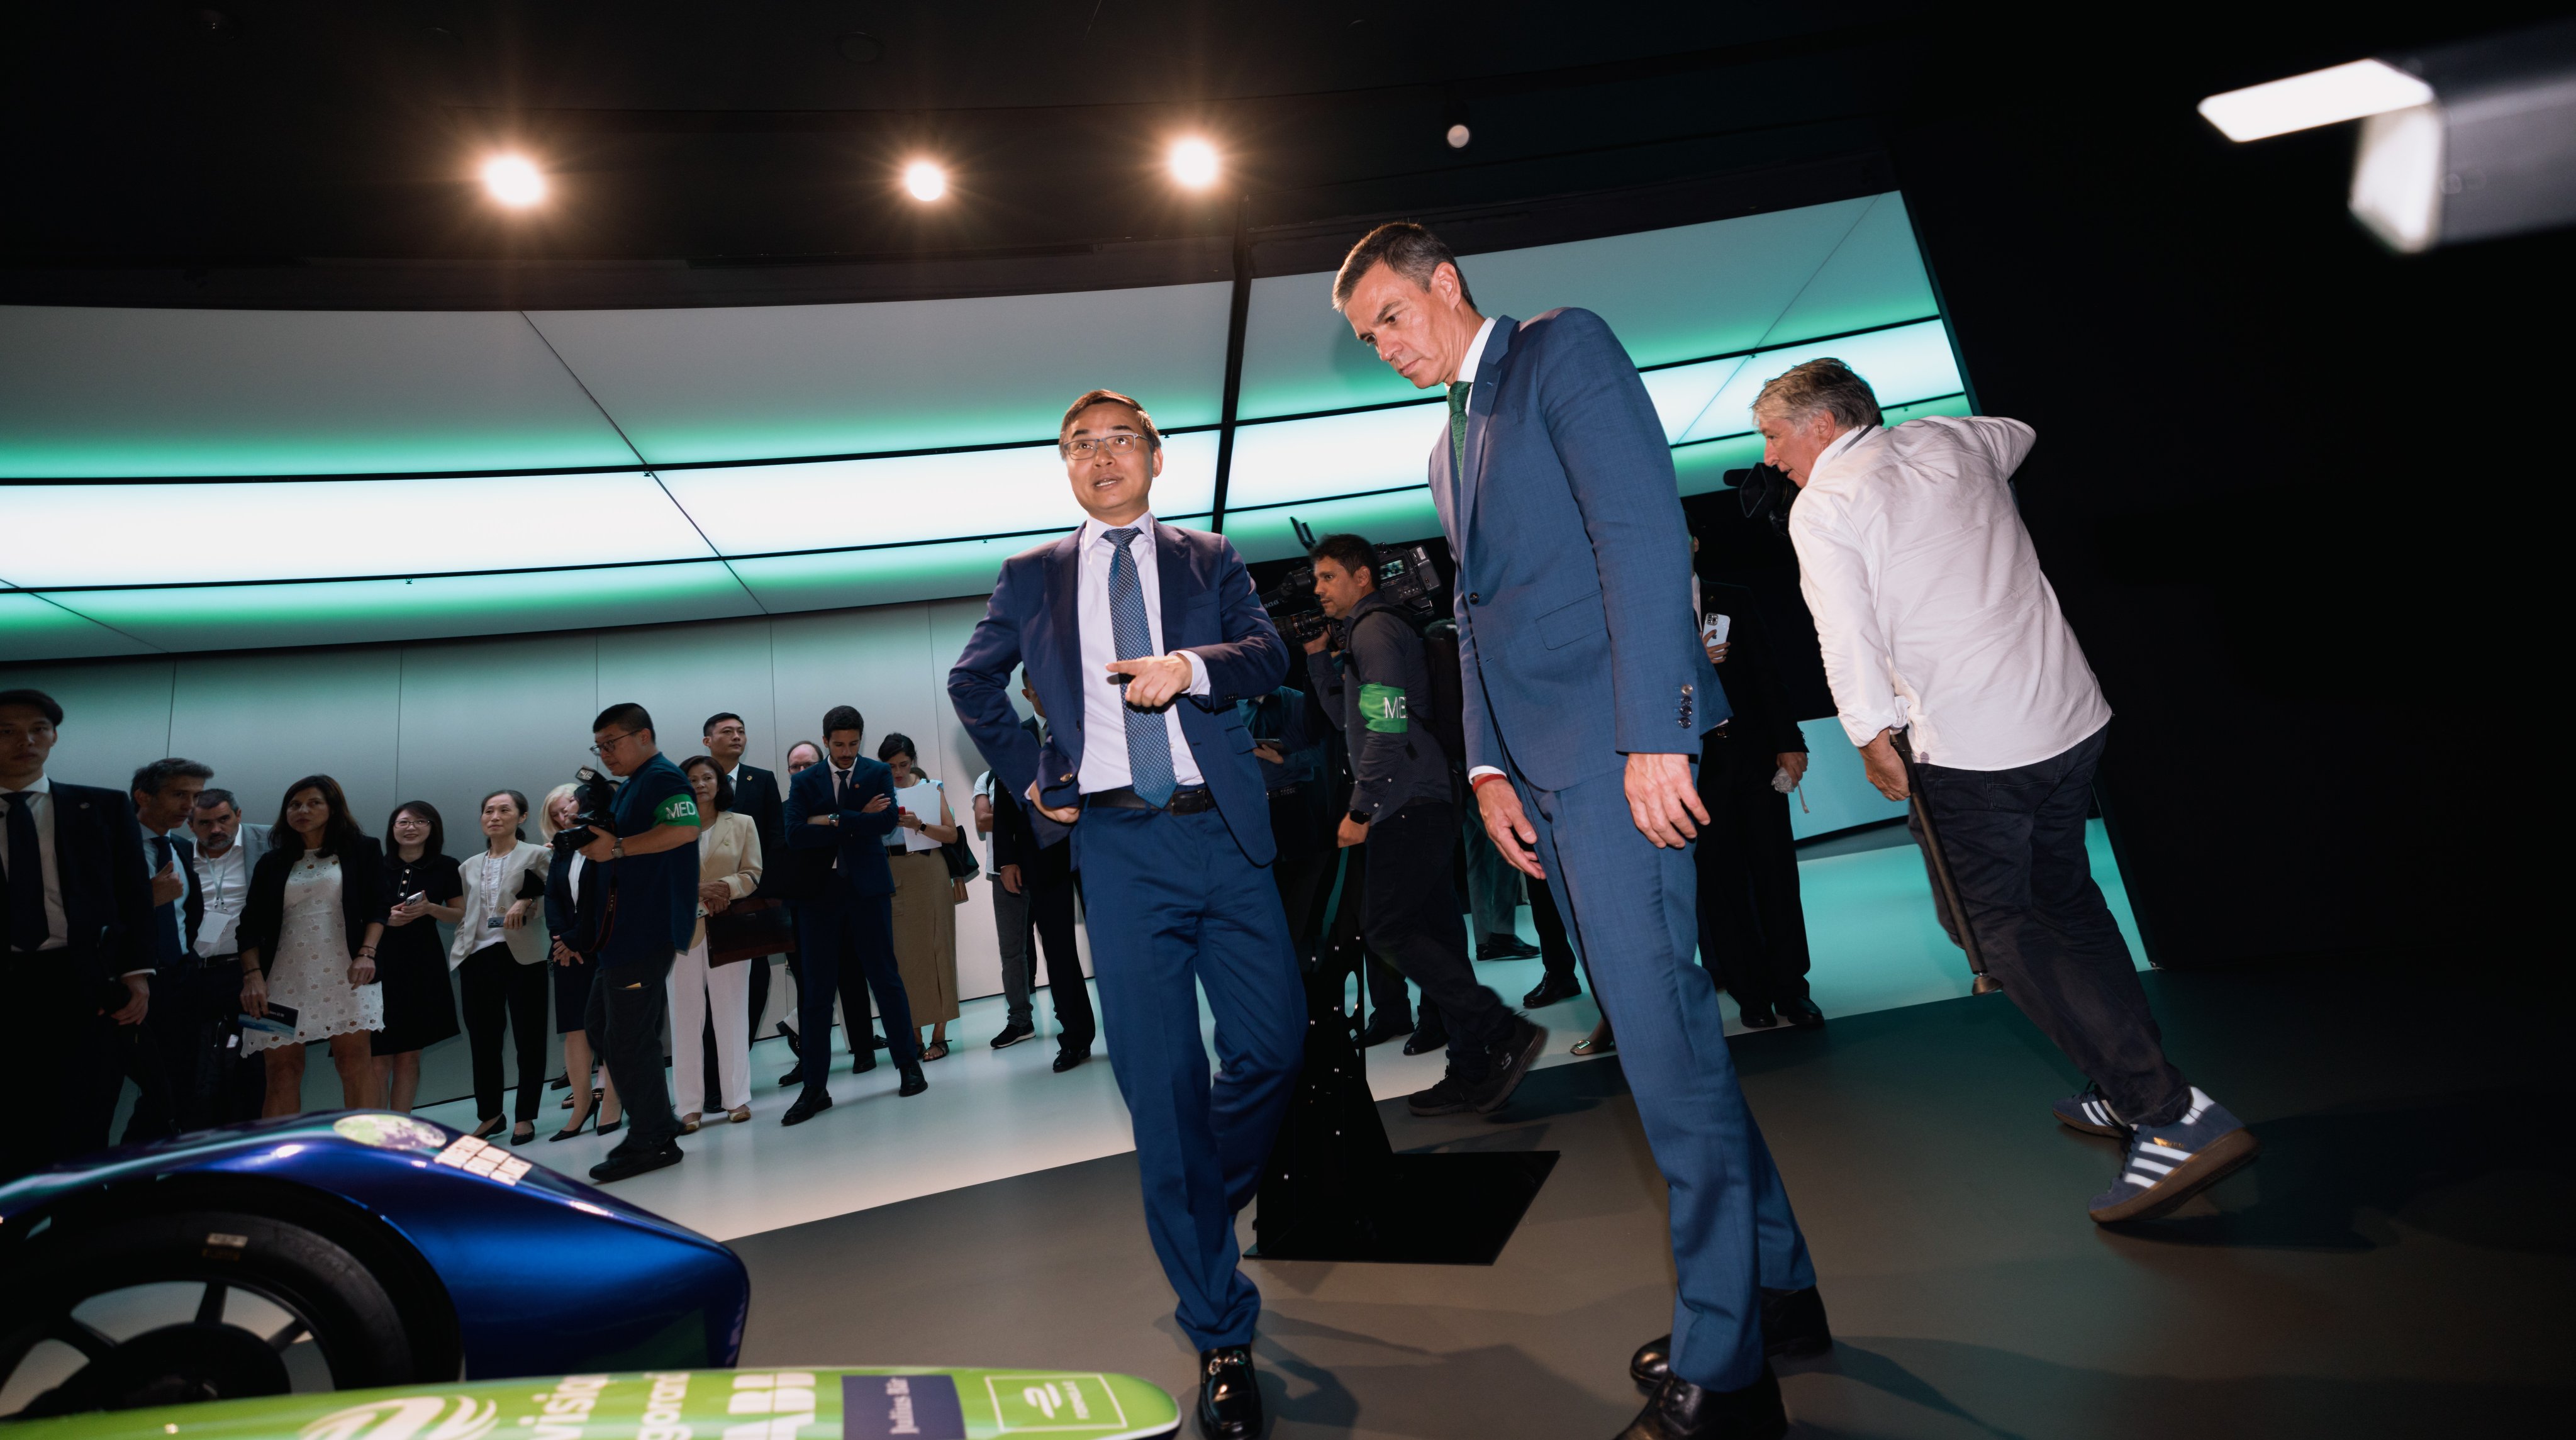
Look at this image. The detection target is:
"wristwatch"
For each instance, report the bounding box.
[610,836,625,859]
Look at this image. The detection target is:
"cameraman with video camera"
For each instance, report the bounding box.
[573,702,703,1182]
[1305,533,1542,1117]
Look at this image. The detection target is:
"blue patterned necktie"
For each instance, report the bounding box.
[1102,526,1176,807]
[1447,380,1471,479]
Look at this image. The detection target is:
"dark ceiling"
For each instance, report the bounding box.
[4,1,1929,306]
[3,2,2562,308]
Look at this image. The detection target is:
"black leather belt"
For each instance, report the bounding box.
[1085,786,1217,815]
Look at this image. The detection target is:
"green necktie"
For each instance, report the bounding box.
[1447,381,1471,480]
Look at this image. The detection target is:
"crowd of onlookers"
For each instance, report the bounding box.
[0,688,1015,1181]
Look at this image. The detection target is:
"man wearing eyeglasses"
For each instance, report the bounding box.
[949,389,1302,1440]
[576,702,702,1183]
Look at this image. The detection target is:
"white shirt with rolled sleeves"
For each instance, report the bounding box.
[1074,514,1210,795]
[1788,415,2113,773]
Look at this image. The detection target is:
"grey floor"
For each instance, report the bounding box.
[728,968,2572,1439]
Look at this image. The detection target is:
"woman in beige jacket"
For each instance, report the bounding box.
[676,755,763,1130]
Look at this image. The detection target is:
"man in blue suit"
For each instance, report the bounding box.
[1335,224,1824,1440]
[949,388,1303,1440]
[779,705,927,1126]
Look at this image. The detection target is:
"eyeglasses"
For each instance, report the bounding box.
[588,731,637,757]
[1061,432,1151,459]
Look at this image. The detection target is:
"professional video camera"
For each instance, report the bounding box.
[552,764,622,857]
[1256,519,1447,645]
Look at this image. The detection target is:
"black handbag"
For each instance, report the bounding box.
[940,831,980,883]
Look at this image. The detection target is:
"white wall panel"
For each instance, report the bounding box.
[169,648,405,845]
[393,633,601,846]
[0,306,632,479]
[527,285,1233,465]
[0,658,177,792]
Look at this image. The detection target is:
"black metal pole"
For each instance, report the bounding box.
[1897,730,2001,995]
[1208,193,1253,534]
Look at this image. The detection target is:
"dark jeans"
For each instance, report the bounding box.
[1363,801,1513,1073]
[1910,723,2187,1126]
[588,951,681,1151]
[461,943,551,1125]
[1695,733,1812,1008]
[1267,792,1334,964]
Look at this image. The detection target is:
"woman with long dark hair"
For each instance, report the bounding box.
[540,783,618,1141]
[238,774,391,1116]
[376,800,464,1112]
[673,755,762,1130]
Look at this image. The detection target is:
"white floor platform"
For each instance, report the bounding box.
[409,821,2144,1242]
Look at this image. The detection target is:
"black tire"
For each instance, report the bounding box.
[0,1209,416,1417]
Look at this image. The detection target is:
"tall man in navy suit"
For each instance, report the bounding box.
[1,689,156,1183]
[122,756,213,1142]
[779,705,927,1126]
[1336,225,1823,1440]
[949,389,1303,1440]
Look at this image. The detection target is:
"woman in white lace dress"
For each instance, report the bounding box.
[238,774,391,1116]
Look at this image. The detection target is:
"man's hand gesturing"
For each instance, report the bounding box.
[1105,654,1193,709]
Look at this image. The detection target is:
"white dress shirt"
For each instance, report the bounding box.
[1788,415,2112,772]
[1074,513,1210,795]
[192,838,252,957]
[1,776,69,951]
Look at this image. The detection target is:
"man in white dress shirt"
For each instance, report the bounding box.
[1761,358,2259,1224]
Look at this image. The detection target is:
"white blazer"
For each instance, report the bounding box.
[449,840,555,968]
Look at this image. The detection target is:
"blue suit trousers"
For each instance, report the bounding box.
[793,888,919,1090]
[1077,803,1305,1351]
[1520,766,1814,1391]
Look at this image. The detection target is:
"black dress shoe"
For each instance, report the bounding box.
[777,1021,803,1058]
[1777,997,1824,1029]
[1401,1020,1449,1056]
[778,1066,803,1088]
[1478,934,1541,962]
[588,1143,683,1183]
[1737,1002,1778,1029]
[1354,1012,1412,1049]
[1616,1367,1785,1440]
[897,1068,928,1097]
[781,1088,833,1126]
[1194,1344,1263,1440]
[992,1022,1036,1050]
[1523,973,1583,1008]
[871,1034,890,1049]
[1631,1287,1832,1390]
[1052,1047,1091,1073]
[851,1052,878,1075]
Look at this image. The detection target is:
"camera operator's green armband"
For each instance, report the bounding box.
[655,793,701,828]
[1360,683,1408,734]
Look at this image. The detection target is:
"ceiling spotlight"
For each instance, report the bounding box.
[1446,123,1472,150]
[480,154,545,209]
[1168,137,1220,189]
[2197,59,2434,142]
[903,160,947,202]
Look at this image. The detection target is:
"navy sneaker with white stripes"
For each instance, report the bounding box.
[2053,1083,2127,1138]
[2087,1087,2261,1223]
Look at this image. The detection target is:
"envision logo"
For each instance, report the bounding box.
[299,1397,501,1440]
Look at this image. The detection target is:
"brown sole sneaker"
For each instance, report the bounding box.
[2088,1125,2263,1222]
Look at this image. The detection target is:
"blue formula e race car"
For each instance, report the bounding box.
[0,1112,749,1419]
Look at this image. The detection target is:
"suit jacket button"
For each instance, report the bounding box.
[1467,593,1480,605]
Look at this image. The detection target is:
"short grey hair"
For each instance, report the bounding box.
[1332,221,1478,313]
[1752,359,1883,430]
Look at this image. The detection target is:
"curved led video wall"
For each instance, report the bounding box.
[0,192,1966,662]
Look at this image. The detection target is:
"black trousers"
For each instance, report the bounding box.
[460,942,551,1124]
[1911,723,2188,1126]
[5,953,126,1182]
[793,888,918,1091]
[121,959,256,1142]
[586,951,680,1151]
[1363,801,1513,1071]
[1695,734,1813,1008]
[1531,873,1583,985]
[1024,852,1097,1051]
